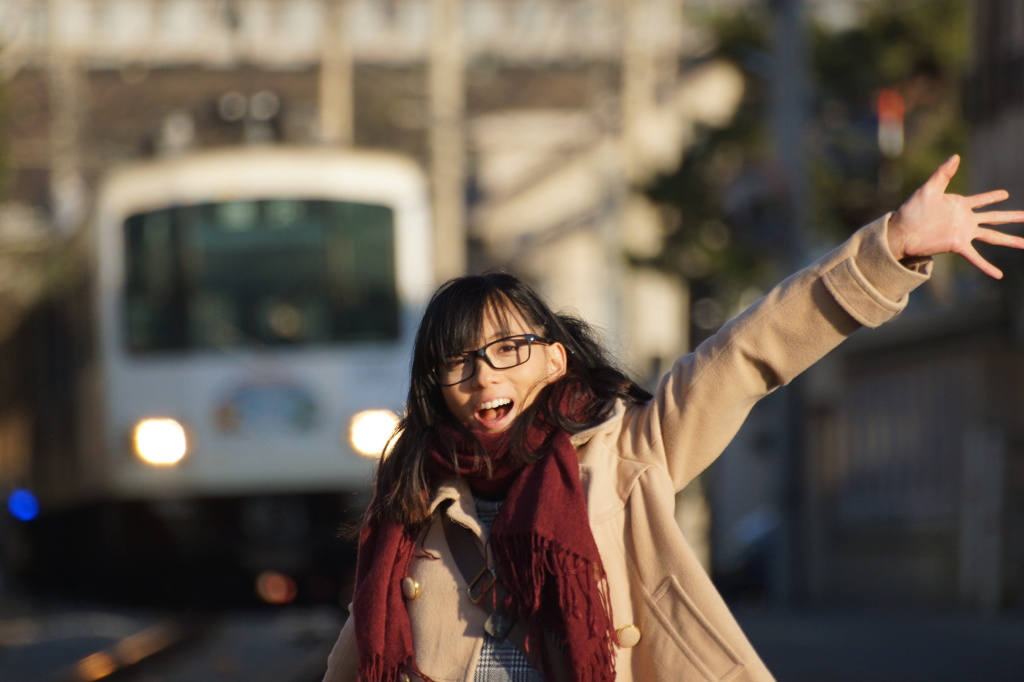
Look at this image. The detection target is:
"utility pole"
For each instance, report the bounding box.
[621,0,658,185]
[769,0,810,609]
[771,0,810,267]
[623,0,707,570]
[610,0,662,339]
[46,0,86,234]
[429,0,466,283]
[614,0,656,345]
[319,0,354,146]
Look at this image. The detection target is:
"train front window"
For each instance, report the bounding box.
[123,199,400,353]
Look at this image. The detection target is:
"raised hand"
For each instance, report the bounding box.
[886,154,1024,278]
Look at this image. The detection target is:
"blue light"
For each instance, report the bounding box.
[7,489,40,522]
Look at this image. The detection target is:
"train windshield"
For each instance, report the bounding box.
[123,199,400,353]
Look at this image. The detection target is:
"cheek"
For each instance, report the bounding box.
[441,387,468,418]
[519,368,556,406]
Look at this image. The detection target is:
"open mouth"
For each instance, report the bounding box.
[477,397,514,423]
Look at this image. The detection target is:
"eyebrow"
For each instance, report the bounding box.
[461,328,531,354]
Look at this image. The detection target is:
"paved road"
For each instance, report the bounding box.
[6,595,1023,681]
[736,607,1024,682]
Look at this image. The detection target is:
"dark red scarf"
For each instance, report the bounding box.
[352,383,616,682]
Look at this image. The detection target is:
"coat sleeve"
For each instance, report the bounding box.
[620,214,931,491]
[322,614,358,682]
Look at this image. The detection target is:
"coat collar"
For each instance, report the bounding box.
[428,477,485,539]
[569,398,626,449]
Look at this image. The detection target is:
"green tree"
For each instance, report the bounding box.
[646,0,970,341]
[809,0,969,233]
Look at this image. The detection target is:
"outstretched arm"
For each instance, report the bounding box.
[887,154,1024,278]
[629,155,1024,490]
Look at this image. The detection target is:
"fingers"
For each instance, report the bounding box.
[961,243,1004,279]
[909,154,1021,278]
[976,227,1024,249]
[928,154,961,192]
[968,189,1011,209]
[974,209,1024,226]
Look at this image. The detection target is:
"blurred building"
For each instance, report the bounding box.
[792,291,1024,612]
[0,0,741,363]
[715,0,1024,613]
[0,1,761,572]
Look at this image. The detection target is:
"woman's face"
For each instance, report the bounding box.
[440,306,566,433]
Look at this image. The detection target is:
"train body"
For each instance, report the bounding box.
[1,146,432,604]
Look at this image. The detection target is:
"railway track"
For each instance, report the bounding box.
[0,604,342,682]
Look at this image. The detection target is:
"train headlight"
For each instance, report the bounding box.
[132,418,188,466]
[349,409,400,458]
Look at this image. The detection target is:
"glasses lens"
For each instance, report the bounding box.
[439,355,472,386]
[485,336,531,369]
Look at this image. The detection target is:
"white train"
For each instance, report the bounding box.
[2,146,432,604]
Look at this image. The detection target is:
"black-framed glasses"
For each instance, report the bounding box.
[436,334,552,386]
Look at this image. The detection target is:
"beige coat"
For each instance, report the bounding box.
[323,216,931,682]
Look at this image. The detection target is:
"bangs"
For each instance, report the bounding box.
[427,293,520,361]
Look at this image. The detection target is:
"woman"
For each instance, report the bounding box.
[323,156,1024,682]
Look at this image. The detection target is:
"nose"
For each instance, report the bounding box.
[470,355,500,387]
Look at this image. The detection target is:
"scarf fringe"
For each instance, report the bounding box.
[491,533,617,682]
[359,655,437,682]
[357,654,386,682]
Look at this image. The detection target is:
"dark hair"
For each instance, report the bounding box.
[368,272,651,526]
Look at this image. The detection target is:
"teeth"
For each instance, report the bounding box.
[478,398,512,411]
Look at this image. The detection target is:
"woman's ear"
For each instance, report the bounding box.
[545,342,568,384]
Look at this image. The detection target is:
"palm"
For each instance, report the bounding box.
[888,155,1024,279]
